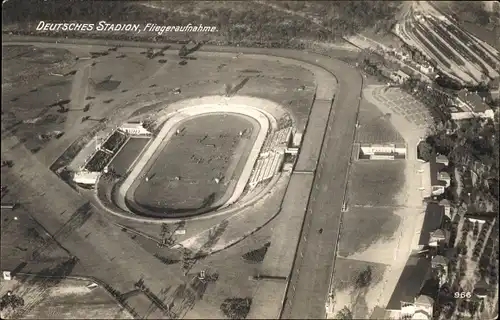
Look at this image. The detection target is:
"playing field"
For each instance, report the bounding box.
[109,137,149,177]
[133,113,257,215]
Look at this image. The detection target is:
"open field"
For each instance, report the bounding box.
[348,161,405,207]
[1,165,71,272]
[355,98,405,144]
[331,258,388,319]
[2,41,316,173]
[133,113,256,214]
[0,277,132,319]
[0,208,70,271]
[337,207,402,258]
[109,137,148,177]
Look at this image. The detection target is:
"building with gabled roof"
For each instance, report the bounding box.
[417,203,444,250]
[452,90,494,120]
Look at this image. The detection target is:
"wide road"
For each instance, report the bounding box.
[280,58,363,318]
[3,36,362,319]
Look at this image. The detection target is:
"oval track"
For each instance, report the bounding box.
[3,36,362,319]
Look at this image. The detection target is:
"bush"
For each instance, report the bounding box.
[335,306,353,320]
[220,298,252,319]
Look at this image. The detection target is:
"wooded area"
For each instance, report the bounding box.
[2,0,402,48]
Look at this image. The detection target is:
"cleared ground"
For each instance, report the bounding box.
[109,137,148,177]
[331,258,387,319]
[1,165,71,272]
[0,278,132,319]
[133,113,255,213]
[348,161,405,207]
[337,207,402,258]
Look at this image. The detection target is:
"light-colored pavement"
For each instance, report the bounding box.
[350,83,434,316]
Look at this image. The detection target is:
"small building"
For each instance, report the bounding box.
[473,279,490,299]
[390,70,411,84]
[464,212,496,224]
[429,229,449,248]
[489,76,499,101]
[438,199,451,218]
[417,203,444,250]
[73,171,100,185]
[119,122,151,136]
[453,90,494,120]
[419,64,434,75]
[436,154,449,166]
[431,255,448,269]
[359,143,406,160]
[386,255,432,319]
[292,132,303,147]
[430,153,449,196]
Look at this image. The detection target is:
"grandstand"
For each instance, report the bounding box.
[248,127,294,188]
[261,127,293,155]
[71,125,140,185]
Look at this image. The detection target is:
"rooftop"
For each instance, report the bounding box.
[429,153,447,187]
[431,254,448,265]
[464,212,496,222]
[457,90,492,113]
[419,203,444,245]
[386,254,431,310]
[436,154,448,164]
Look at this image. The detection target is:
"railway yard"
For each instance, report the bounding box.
[396,1,500,85]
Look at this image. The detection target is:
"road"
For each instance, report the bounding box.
[3,35,363,319]
[281,61,363,319]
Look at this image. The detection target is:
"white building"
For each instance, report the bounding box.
[119,122,151,136]
[73,171,100,185]
[419,64,434,75]
[360,143,407,159]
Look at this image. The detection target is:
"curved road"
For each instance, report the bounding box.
[3,36,362,319]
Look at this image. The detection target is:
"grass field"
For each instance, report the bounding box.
[1,45,76,153]
[109,137,148,177]
[133,114,255,213]
[1,166,70,272]
[337,207,402,257]
[0,208,71,271]
[348,161,405,207]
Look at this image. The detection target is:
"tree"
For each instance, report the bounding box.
[355,266,372,288]
[335,306,353,320]
[178,45,188,57]
[418,140,434,162]
[224,83,232,97]
[220,298,252,319]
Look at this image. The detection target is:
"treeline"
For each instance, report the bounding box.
[426,116,499,209]
[277,1,402,36]
[2,0,402,48]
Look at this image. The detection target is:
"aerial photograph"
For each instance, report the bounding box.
[1,0,498,319]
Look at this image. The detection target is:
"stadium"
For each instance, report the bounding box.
[71,95,300,220]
